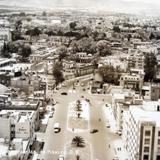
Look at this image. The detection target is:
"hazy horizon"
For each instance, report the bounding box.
[0,0,160,15]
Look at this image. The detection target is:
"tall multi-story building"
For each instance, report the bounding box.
[123,101,160,160]
[0,110,37,140]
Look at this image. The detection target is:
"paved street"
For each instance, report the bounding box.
[38,77,122,160]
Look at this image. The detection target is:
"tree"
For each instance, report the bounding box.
[15,20,22,32]
[19,12,26,17]
[69,22,77,30]
[20,45,32,58]
[149,32,156,40]
[96,40,112,56]
[26,27,42,37]
[144,53,157,82]
[42,11,47,16]
[57,46,67,61]
[72,136,85,147]
[52,62,64,85]
[98,65,121,84]
[12,20,23,41]
[1,42,11,58]
[113,26,121,33]
[70,37,96,54]
[76,155,80,160]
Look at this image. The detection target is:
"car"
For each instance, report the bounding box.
[106,123,110,128]
[81,83,84,87]
[49,111,54,118]
[85,99,90,102]
[118,131,122,136]
[90,129,98,133]
[106,104,109,107]
[62,82,67,87]
[54,123,61,133]
[113,155,119,160]
[58,155,64,160]
[61,92,67,95]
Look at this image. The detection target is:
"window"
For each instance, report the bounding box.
[144,147,149,152]
[143,155,149,160]
[157,155,160,160]
[144,138,150,145]
[158,139,160,145]
[158,131,160,137]
[157,147,160,153]
[145,130,151,136]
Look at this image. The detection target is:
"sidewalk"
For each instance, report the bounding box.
[103,105,130,160]
[113,140,130,160]
[103,105,117,133]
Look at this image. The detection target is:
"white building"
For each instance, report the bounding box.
[0,27,11,42]
[0,110,36,140]
[123,101,160,160]
[120,74,144,91]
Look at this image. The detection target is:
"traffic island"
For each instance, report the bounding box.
[64,137,91,160]
[67,100,90,132]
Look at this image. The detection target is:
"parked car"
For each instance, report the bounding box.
[90,129,98,133]
[58,155,64,160]
[49,111,54,118]
[113,155,119,160]
[118,131,122,136]
[61,92,67,95]
[106,123,110,128]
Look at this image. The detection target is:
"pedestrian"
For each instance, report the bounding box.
[108,144,110,148]
[72,128,74,132]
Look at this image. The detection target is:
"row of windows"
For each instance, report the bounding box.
[145,130,160,137]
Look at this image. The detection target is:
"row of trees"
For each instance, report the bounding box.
[1,42,32,60]
[97,65,122,85]
[70,38,111,56]
[144,53,157,82]
[52,62,64,85]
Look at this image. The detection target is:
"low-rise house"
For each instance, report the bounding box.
[90,81,103,94]
[120,74,143,91]
[142,83,160,101]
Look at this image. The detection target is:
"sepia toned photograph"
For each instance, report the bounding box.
[0,0,160,160]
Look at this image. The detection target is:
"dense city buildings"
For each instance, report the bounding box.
[0,1,160,160]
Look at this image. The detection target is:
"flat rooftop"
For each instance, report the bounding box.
[130,101,160,126]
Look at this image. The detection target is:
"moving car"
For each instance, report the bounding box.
[54,123,61,133]
[62,82,67,87]
[61,92,67,95]
[81,83,84,87]
[90,129,98,133]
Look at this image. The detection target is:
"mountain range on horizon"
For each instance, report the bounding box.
[0,0,160,16]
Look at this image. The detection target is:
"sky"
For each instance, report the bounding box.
[0,0,160,15]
